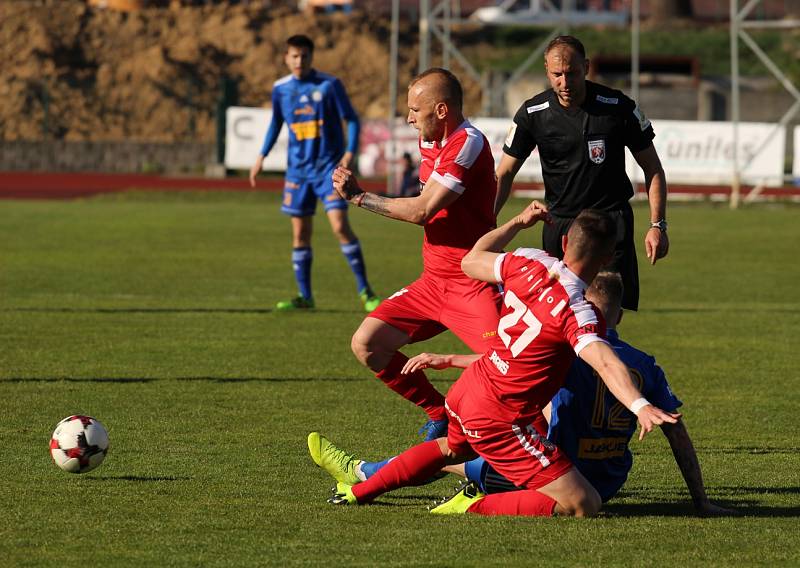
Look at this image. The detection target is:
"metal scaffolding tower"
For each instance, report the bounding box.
[730,0,800,207]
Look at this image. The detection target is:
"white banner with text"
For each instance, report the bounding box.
[224,106,289,171]
[225,107,788,187]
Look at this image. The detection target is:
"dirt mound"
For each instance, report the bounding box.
[0,1,441,142]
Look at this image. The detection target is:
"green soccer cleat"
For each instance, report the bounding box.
[429,481,485,515]
[359,289,381,313]
[276,296,315,311]
[307,432,362,486]
[327,481,357,505]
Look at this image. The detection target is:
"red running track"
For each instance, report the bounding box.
[0,171,798,199]
[0,172,388,199]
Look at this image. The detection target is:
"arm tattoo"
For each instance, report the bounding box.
[662,421,708,507]
[359,192,393,217]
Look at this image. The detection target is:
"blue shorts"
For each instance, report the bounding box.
[280,169,348,217]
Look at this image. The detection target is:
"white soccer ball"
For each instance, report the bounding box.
[49,415,109,474]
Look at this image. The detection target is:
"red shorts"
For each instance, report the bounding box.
[368,272,501,353]
[444,370,573,491]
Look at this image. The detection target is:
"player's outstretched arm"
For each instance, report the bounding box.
[332,166,460,224]
[402,352,481,374]
[579,341,680,440]
[661,420,738,516]
[462,200,551,283]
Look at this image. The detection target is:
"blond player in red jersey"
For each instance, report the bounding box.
[332,68,501,442]
[324,202,680,517]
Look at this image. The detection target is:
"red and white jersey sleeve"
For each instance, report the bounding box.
[470,248,607,422]
[429,126,486,194]
[417,139,437,185]
[419,121,497,278]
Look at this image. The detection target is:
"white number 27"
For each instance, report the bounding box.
[497,290,542,357]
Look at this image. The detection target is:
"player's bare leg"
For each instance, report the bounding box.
[351,317,448,438]
[535,467,602,517]
[351,317,410,371]
[325,208,356,244]
[291,215,313,248]
[326,208,380,312]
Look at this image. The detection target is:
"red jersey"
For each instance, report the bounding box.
[417,121,497,279]
[464,248,607,423]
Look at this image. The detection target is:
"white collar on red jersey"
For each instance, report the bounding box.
[550,259,590,291]
[440,119,470,147]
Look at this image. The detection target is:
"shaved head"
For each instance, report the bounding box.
[409,68,463,112]
[566,209,616,261]
[407,67,465,142]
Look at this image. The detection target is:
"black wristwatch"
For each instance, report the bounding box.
[650,220,668,232]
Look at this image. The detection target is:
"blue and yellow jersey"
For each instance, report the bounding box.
[260,69,359,180]
[547,329,682,501]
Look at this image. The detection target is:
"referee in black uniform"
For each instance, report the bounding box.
[496,35,668,311]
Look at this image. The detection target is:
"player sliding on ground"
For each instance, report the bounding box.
[309,271,735,516]
[310,202,680,516]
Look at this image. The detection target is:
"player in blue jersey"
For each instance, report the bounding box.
[249,34,379,312]
[308,272,734,515]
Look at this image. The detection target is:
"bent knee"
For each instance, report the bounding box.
[350,329,394,371]
[350,331,373,366]
[558,492,602,518]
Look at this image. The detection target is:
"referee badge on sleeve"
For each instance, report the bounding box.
[588,139,606,164]
[505,123,517,147]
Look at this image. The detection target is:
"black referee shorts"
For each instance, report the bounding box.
[541,206,640,311]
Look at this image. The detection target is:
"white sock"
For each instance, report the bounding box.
[355,461,367,482]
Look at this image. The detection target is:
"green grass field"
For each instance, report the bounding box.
[1,191,799,567]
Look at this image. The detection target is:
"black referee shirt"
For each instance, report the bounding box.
[503,81,655,218]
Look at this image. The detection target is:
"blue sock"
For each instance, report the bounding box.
[464,457,489,493]
[292,247,312,300]
[465,456,520,494]
[340,240,369,294]
[360,458,393,479]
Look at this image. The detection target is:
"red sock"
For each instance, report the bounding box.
[352,441,446,503]
[468,490,557,517]
[376,352,447,421]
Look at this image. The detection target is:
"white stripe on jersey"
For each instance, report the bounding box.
[511,247,553,265]
[596,95,619,104]
[550,299,567,316]
[430,170,464,194]
[512,424,551,467]
[493,253,507,283]
[507,249,605,353]
[527,276,543,293]
[574,333,607,355]
[274,74,294,87]
[566,283,607,355]
[454,127,485,169]
[568,291,597,328]
[537,286,553,302]
[527,101,550,113]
